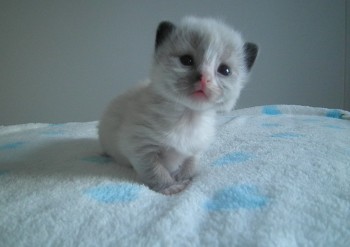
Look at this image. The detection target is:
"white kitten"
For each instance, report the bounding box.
[98,17,258,194]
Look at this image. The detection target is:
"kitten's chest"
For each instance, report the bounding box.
[163,111,215,155]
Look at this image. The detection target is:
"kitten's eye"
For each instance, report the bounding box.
[217,64,231,76]
[179,55,194,66]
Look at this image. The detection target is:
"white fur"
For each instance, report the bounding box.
[98,17,255,194]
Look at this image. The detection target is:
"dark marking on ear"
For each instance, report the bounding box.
[244,42,258,71]
[155,21,175,49]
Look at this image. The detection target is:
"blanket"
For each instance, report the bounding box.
[1,105,349,247]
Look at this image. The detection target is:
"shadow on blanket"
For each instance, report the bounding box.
[2,138,139,183]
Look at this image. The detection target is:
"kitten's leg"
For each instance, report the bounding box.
[174,156,198,182]
[130,152,190,195]
[161,179,191,195]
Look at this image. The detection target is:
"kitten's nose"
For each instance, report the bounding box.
[200,75,207,83]
[200,74,210,89]
[196,73,210,83]
[195,73,210,91]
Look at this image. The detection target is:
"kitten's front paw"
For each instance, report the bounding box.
[159,179,191,195]
[173,171,193,182]
[173,156,197,182]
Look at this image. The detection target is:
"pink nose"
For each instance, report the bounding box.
[200,75,209,90]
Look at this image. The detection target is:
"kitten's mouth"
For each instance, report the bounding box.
[192,90,208,100]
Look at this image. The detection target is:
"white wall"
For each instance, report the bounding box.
[346,0,350,110]
[0,0,348,125]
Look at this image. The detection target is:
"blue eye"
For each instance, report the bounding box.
[217,64,231,76]
[179,55,194,66]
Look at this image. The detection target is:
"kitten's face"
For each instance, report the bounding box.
[151,17,258,112]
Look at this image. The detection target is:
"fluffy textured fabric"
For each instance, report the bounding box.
[0,105,349,246]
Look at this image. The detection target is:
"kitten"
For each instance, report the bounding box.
[98,17,258,195]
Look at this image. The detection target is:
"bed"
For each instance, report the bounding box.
[1,105,349,246]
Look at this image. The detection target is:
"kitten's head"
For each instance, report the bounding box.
[150,16,258,112]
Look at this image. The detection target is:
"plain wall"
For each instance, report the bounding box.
[346,0,350,110]
[0,0,348,125]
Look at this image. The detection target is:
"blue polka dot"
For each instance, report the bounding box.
[206,185,268,212]
[262,105,282,115]
[82,155,113,164]
[213,152,252,166]
[271,132,304,138]
[84,183,139,203]
[0,142,25,151]
[326,110,344,119]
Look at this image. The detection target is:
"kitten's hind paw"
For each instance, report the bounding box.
[159,179,191,195]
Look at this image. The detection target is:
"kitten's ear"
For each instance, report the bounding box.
[244,42,258,71]
[155,21,176,49]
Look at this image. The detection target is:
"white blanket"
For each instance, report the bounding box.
[1,105,349,247]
